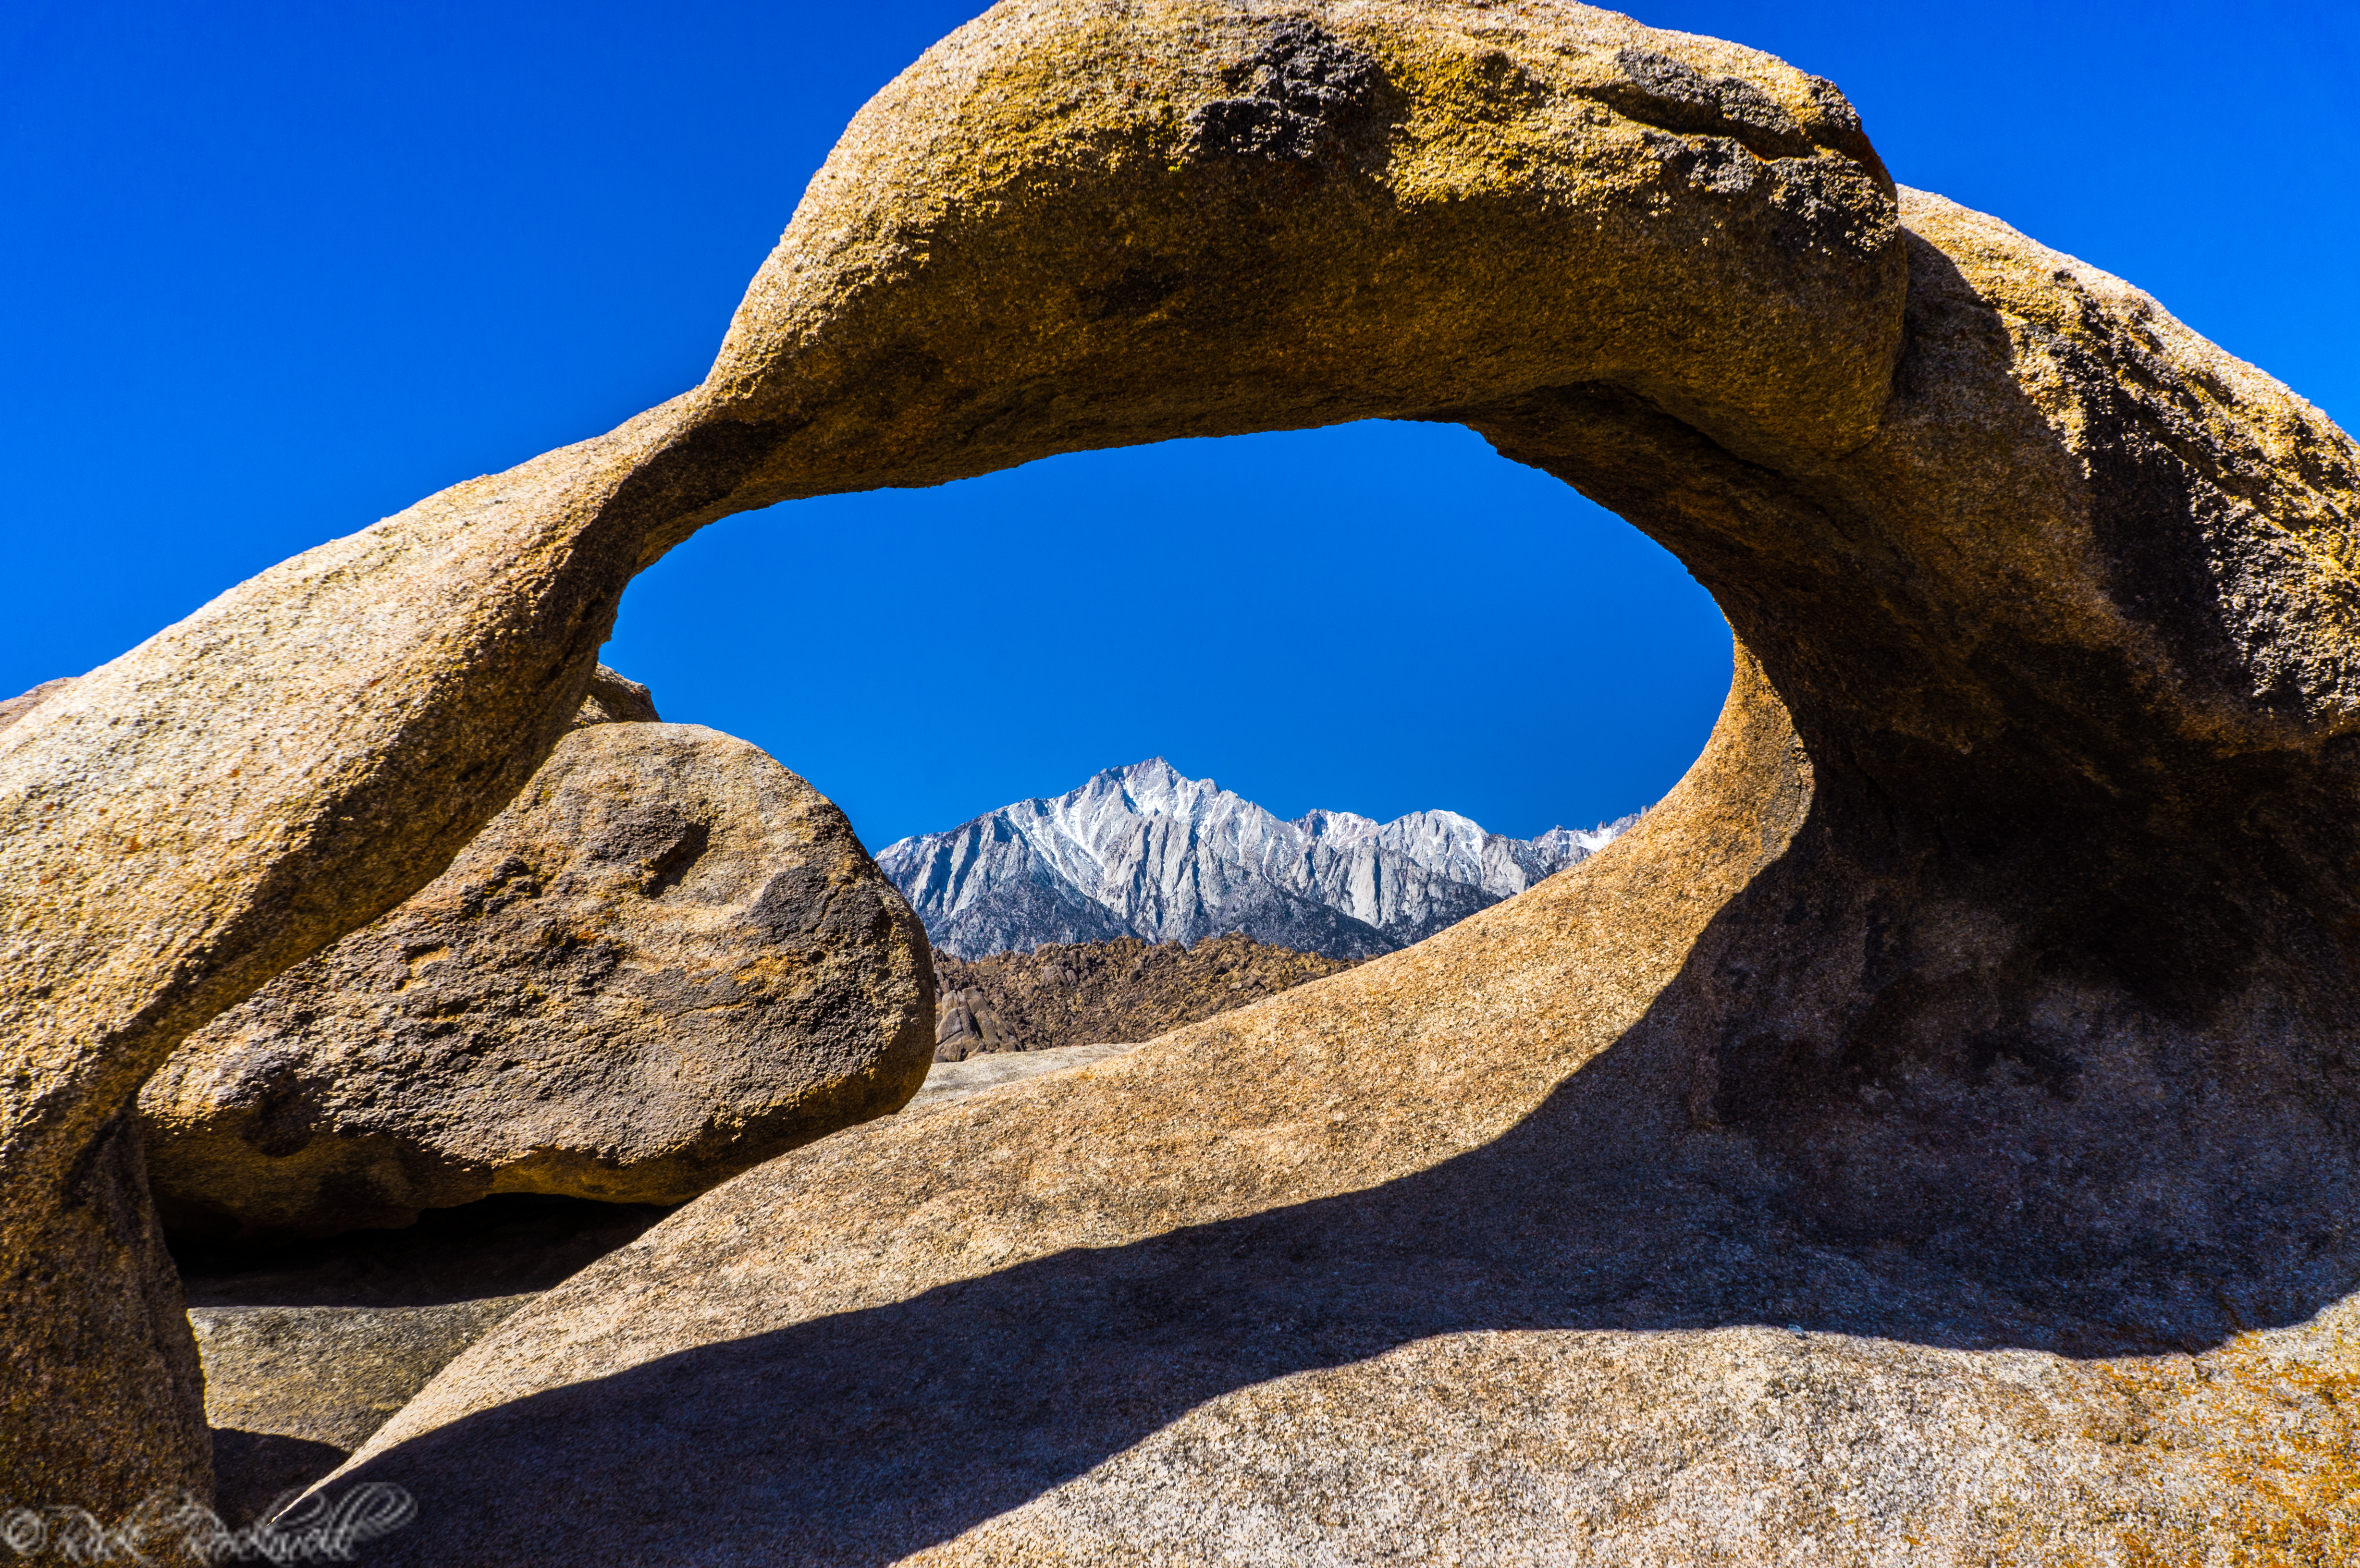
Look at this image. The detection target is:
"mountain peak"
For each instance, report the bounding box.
[875,765,1639,960]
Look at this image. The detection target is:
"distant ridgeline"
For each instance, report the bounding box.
[929,934,1360,1061]
[876,758,1638,961]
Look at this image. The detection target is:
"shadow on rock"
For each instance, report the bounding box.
[333,831,2360,1562]
[209,1432,351,1530]
[178,1196,676,1528]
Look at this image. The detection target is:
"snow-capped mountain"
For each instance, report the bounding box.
[874,759,1638,959]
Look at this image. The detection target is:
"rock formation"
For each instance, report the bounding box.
[930,982,1025,1060]
[195,1300,529,1524]
[879,757,1634,957]
[188,1039,1137,1525]
[6,0,2357,1558]
[139,716,934,1241]
[930,934,1360,1059]
[2,663,652,744]
[565,666,659,728]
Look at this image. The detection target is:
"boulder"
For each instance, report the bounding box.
[8,0,2357,1556]
[140,720,934,1240]
[185,1033,1114,1527]
[566,665,659,728]
[332,658,2360,1565]
[1,327,782,1509]
[931,983,1025,1060]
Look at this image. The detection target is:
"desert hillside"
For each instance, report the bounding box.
[931,933,1360,1060]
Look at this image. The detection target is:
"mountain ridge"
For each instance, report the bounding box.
[876,759,1637,959]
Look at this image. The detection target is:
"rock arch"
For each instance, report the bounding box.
[3,1,2356,1553]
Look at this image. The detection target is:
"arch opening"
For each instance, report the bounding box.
[602,417,1732,854]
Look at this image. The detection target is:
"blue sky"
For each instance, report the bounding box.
[4,1,2353,847]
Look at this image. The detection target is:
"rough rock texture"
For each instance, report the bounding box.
[10,0,2359,1556]
[177,1195,672,1524]
[139,721,934,1240]
[567,665,659,728]
[335,656,2360,1565]
[0,678,75,735]
[194,1301,529,1524]
[0,359,769,1518]
[314,6,2354,1561]
[5,0,1906,1513]
[187,1045,1117,1524]
[931,982,1026,1060]
[881,758,1632,957]
[5,664,651,744]
[931,934,1361,1059]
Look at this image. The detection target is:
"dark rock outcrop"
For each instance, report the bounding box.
[930,935,1360,1061]
[931,984,1026,1061]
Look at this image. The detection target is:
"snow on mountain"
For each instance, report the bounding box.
[874,759,1640,959]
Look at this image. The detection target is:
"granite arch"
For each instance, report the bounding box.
[2,3,2355,1552]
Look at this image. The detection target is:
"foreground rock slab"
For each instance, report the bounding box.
[334,658,2360,1564]
[142,721,933,1239]
[196,1301,528,1525]
[193,1041,1097,1526]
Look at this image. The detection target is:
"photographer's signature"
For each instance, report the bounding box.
[0,1484,413,1564]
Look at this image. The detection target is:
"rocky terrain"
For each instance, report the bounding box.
[879,757,1635,958]
[931,934,1359,1059]
[7,2,2360,1562]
